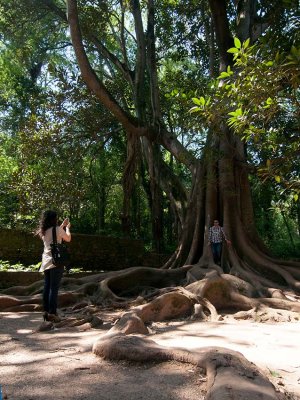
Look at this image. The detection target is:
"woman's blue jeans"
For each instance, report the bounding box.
[43,267,64,314]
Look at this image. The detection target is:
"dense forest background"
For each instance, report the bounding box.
[0,0,299,260]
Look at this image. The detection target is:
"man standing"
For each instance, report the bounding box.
[208,220,231,265]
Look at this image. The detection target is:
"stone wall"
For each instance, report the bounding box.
[0,228,145,271]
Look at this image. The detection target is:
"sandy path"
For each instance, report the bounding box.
[0,312,299,400]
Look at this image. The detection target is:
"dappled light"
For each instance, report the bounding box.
[1,312,207,400]
[0,0,299,399]
[1,265,300,399]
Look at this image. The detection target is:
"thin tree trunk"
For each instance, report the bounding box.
[281,210,296,252]
[208,0,233,71]
[122,132,140,236]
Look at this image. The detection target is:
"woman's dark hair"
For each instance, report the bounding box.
[36,210,58,238]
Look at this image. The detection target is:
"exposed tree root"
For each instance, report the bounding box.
[93,334,280,400]
[89,270,299,399]
[1,265,299,400]
[0,291,83,312]
[94,266,192,302]
[226,306,300,323]
[1,266,299,322]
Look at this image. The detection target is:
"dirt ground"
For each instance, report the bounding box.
[0,311,299,400]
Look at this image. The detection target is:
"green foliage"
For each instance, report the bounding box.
[156,0,213,71]
[0,134,19,226]
[268,369,281,378]
[192,35,300,198]
[0,0,298,258]
[252,177,300,259]
[0,259,85,273]
[0,259,41,272]
[0,0,71,134]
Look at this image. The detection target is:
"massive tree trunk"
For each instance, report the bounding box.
[63,0,300,293]
[163,0,300,290]
[173,126,300,289]
[164,1,299,288]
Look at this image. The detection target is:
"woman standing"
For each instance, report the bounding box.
[36,210,71,322]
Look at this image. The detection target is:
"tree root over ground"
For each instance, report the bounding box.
[94,334,280,400]
[1,266,300,399]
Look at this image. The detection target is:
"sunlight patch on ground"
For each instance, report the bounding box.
[153,321,300,372]
[17,329,32,334]
[4,313,27,319]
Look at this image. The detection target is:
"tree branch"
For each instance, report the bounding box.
[130,0,147,120]
[66,0,138,132]
[146,0,161,124]
[208,0,233,71]
[61,0,197,172]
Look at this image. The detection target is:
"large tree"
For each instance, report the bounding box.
[45,0,300,283]
[1,1,300,398]
[1,0,299,304]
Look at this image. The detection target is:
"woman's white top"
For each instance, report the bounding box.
[40,226,70,272]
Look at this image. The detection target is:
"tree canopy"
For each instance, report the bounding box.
[0,0,299,256]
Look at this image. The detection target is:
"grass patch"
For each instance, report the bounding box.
[0,260,41,272]
[0,259,85,273]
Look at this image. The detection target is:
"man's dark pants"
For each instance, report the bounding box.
[211,242,222,264]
